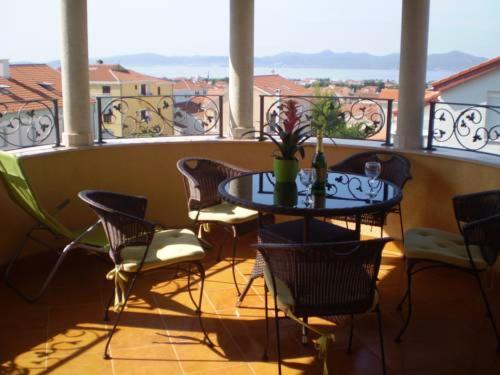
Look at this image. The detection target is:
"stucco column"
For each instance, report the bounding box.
[394,0,430,149]
[229,0,254,139]
[59,0,93,146]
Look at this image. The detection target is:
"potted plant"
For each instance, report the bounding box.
[246,99,310,182]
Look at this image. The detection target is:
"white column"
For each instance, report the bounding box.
[229,0,255,139]
[59,0,93,146]
[394,0,430,149]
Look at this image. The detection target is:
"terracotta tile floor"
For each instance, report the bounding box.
[1,229,500,374]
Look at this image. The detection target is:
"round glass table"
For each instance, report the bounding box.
[219,170,402,306]
[219,170,402,219]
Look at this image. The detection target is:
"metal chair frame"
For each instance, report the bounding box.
[258,238,392,375]
[177,157,273,302]
[329,151,412,241]
[395,190,500,352]
[79,190,213,359]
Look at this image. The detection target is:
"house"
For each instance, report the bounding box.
[0,60,64,149]
[253,74,313,130]
[431,56,500,127]
[88,63,174,138]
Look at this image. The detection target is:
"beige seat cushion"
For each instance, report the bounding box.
[189,202,258,224]
[405,227,487,270]
[263,266,379,313]
[120,229,205,272]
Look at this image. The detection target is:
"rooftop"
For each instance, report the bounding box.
[88,64,168,84]
[254,74,312,96]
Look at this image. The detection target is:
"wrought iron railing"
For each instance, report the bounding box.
[427,101,500,155]
[96,94,224,142]
[0,99,61,150]
[258,94,394,145]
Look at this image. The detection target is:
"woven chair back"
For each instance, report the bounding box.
[79,190,155,265]
[258,238,392,316]
[177,157,247,211]
[330,151,411,188]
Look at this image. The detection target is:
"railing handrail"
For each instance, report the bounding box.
[95,94,224,100]
[258,93,394,145]
[430,100,500,110]
[259,93,393,102]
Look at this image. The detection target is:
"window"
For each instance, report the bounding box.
[157,87,161,95]
[140,84,147,95]
[102,85,111,94]
[138,109,151,122]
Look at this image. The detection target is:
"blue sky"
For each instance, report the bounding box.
[1,0,499,62]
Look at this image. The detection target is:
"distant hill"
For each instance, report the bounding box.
[46,50,486,72]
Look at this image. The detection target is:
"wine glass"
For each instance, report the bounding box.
[364,161,381,199]
[299,169,315,206]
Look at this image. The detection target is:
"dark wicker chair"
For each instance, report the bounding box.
[79,190,213,359]
[258,238,393,375]
[395,190,500,352]
[329,151,411,240]
[177,157,273,302]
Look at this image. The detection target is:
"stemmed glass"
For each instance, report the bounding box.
[364,161,381,200]
[299,168,315,206]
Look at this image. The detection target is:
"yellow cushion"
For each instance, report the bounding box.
[120,229,205,272]
[189,202,258,224]
[405,227,487,270]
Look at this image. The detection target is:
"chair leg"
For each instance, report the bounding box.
[103,272,140,359]
[230,229,241,296]
[5,235,73,303]
[274,304,282,375]
[347,314,354,353]
[301,317,308,345]
[395,264,414,342]
[191,262,214,348]
[398,205,405,244]
[263,284,269,361]
[103,287,115,321]
[473,272,500,352]
[376,306,387,375]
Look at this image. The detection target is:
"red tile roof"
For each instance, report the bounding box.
[0,64,64,111]
[379,88,440,104]
[431,56,500,92]
[254,74,312,96]
[172,79,210,91]
[88,64,166,83]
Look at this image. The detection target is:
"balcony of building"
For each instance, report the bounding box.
[2,0,500,374]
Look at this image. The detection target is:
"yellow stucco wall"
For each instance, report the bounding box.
[90,82,174,137]
[0,141,499,266]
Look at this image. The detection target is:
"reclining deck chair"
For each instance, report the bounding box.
[0,151,107,302]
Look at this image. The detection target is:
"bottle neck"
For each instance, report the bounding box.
[316,135,323,153]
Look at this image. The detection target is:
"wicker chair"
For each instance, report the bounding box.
[329,151,411,240]
[395,190,500,352]
[177,157,273,299]
[79,190,213,359]
[258,238,393,375]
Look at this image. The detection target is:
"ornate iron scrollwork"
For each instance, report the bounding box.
[0,100,58,149]
[432,103,500,153]
[98,95,222,139]
[264,95,387,140]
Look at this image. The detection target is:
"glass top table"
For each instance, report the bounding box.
[218,171,402,218]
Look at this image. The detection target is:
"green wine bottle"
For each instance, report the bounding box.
[311,135,327,195]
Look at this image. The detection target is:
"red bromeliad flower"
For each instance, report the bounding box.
[282,100,301,133]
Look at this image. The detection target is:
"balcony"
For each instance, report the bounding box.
[1,139,500,374]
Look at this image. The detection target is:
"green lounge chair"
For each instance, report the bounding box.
[0,151,108,302]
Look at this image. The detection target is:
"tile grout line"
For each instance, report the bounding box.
[152,292,186,375]
[202,280,257,375]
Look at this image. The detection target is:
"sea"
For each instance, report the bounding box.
[128,65,456,82]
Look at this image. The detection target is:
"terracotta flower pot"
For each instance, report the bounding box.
[273,158,299,183]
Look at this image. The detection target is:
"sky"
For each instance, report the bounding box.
[1,0,499,62]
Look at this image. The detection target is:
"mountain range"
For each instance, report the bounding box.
[47,51,486,72]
